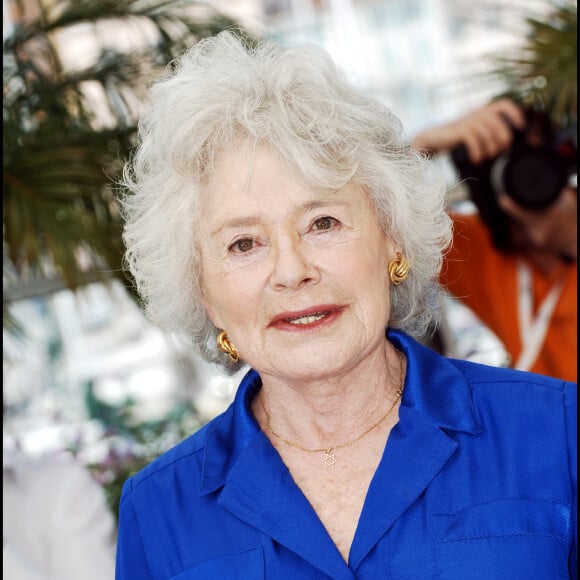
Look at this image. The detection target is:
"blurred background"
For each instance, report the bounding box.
[3,0,576,517]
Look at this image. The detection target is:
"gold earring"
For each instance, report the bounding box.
[217,330,240,363]
[388,252,410,285]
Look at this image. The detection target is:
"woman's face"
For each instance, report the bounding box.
[199,146,395,383]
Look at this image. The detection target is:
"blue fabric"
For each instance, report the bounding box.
[115,330,577,579]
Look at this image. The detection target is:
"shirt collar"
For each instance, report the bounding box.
[388,328,481,435]
[200,368,263,495]
[200,329,481,495]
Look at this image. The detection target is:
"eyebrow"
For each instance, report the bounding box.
[210,216,260,237]
[209,198,351,237]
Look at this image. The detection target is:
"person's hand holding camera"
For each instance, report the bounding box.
[412,98,526,163]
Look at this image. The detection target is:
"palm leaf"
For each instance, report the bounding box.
[489,1,577,124]
[3,0,251,300]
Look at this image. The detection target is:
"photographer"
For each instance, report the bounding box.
[412,98,577,382]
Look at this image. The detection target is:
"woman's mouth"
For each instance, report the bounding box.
[287,313,327,325]
[269,305,346,331]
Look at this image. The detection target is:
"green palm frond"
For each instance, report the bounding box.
[4,140,124,286]
[490,1,577,124]
[3,0,252,299]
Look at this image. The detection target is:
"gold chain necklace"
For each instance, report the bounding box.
[258,350,405,468]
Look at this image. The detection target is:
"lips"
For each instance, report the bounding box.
[269,305,346,331]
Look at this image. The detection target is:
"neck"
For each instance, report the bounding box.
[252,340,404,449]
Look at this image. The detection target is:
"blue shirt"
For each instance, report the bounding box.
[116,330,577,579]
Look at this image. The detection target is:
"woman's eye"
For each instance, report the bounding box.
[312,216,337,231]
[230,238,254,253]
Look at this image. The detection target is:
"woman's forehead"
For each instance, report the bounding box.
[211,140,285,176]
[206,139,356,196]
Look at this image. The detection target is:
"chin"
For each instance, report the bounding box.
[265,346,367,383]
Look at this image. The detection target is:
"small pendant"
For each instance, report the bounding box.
[323,448,336,468]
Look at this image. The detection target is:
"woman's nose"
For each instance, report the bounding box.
[269,235,320,291]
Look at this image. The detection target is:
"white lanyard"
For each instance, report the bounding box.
[515,260,565,371]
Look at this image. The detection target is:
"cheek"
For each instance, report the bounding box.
[201,283,225,329]
[203,268,263,328]
[339,240,388,286]
[330,246,390,305]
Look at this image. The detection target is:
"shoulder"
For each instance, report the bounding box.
[449,358,576,419]
[450,357,570,390]
[4,453,113,523]
[442,212,514,281]
[121,410,227,498]
[449,212,488,242]
[6,453,97,488]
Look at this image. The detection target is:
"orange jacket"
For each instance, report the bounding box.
[440,213,577,382]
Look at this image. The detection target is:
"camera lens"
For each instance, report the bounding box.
[495,146,568,210]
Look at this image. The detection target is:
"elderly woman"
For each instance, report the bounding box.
[115,32,576,579]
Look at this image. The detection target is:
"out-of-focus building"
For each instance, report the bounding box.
[213,0,542,132]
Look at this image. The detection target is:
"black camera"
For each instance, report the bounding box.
[451,107,577,251]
